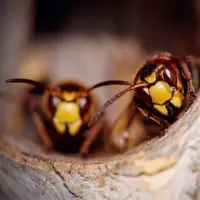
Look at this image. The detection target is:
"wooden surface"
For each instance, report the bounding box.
[1,89,200,200]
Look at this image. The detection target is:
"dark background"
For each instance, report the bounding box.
[1,0,199,82]
[33,0,197,52]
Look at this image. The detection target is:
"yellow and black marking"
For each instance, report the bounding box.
[53,101,82,135]
[154,104,168,116]
[144,72,156,84]
[41,80,94,138]
[135,62,185,118]
[149,81,184,116]
[149,81,173,105]
[63,92,77,101]
[51,91,84,136]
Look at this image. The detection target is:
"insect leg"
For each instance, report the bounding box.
[133,97,170,137]
[175,57,196,105]
[29,99,53,151]
[79,117,105,158]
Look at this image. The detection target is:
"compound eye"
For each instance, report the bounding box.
[141,64,157,84]
[163,65,177,87]
[77,96,91,116]
[78,97,87,109]
[48,95,61,115]
[52,96,60,107]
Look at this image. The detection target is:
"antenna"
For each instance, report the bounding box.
[5,78,60,95]
[87,80,133,92]
[88,82,146,127]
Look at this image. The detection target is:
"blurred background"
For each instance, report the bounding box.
[0,0,200,133]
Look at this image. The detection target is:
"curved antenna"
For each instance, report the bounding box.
[5,78,49,89]
[87,80,133,92]
[5,78,61,96]
[88,82,146,127]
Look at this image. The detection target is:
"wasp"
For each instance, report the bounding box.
[5,77,133,157]
[87,52,199,145]
[5,53,199,156]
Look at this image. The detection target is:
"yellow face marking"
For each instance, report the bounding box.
[149,81,173,105]
[53,102,82,135]
[50,90,61,97]
[157,64,164,70]
[68,119,82,136]
[157,64,164,79]
[158,69,164,79]
[144,72,156,83]
[55,102,80,123]
[154,105,168,116]
[62,92,77,101]
[177,76,183,89]
[53,118,66,134]
[136,79,143,84]
[170,90,183,108]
